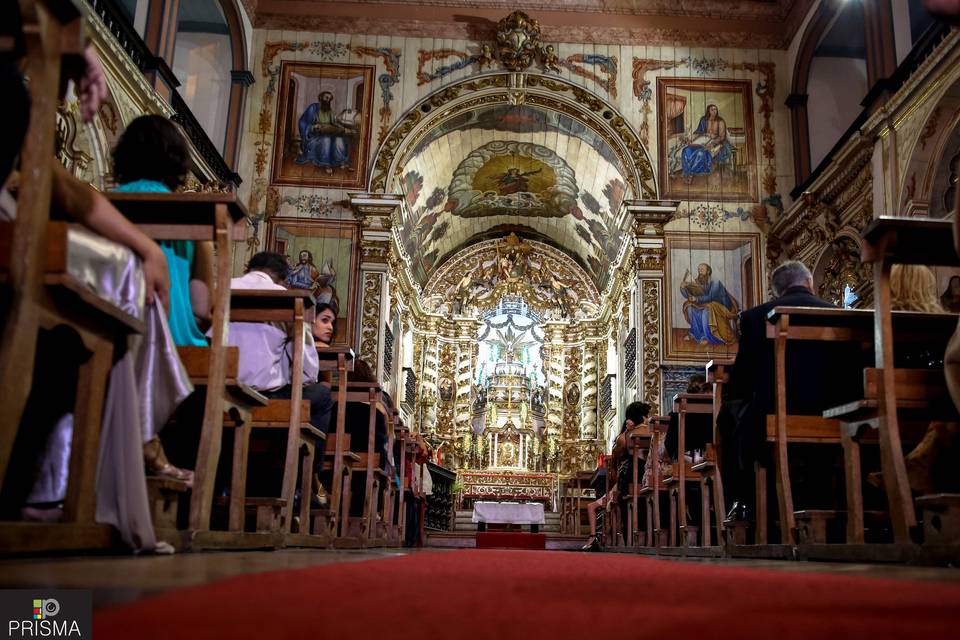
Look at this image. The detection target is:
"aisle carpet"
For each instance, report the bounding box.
[94,550,960,639]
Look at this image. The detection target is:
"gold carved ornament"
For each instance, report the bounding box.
[359,273,382,366]
[640,280,662,412]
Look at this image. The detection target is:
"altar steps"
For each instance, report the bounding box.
[451,509,562,534]
[426,531,585,550]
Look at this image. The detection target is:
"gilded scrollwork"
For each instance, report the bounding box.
[640,280,662,412]
[423,235,601,320]
[359,273,382,366]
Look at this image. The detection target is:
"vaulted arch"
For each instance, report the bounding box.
[370,72,657,290]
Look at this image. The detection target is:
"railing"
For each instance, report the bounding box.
[382,324,394,379]
[600,373,614,423]
[623,327,637,385]
[83,0,241,186]
[402,367,417,411]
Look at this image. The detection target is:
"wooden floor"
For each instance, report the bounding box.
[0,547,958,610]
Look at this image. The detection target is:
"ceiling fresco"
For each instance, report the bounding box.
[396,103,635,289]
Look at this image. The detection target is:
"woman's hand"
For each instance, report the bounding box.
[141,244,170,309]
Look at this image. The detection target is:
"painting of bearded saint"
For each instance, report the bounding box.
[680,263,739,346]
[296,90,352,173]
[271,62,374,189]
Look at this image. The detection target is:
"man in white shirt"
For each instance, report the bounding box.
[228,252,332,466]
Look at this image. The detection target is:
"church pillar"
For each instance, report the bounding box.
[350,194,402,386]
[626,201,678,414]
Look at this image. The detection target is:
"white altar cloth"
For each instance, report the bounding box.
[472,501,545,525]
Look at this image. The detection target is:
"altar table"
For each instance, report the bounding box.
[472,502,545,533]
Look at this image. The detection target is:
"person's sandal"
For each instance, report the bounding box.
[581,535,601,551]
[144,437,195,488]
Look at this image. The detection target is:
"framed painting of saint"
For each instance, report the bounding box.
[656,78,758,202]
[266,217,361,347]
[663,232,762,362]
[271,61,375,189]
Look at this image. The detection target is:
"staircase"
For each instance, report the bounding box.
[451,509,562,534]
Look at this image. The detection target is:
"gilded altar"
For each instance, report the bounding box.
[458,471,557,508]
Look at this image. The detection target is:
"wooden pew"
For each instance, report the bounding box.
[388,409,407,546]
[765,305,956,546]
[104,191,254,549]
[190,289,317,549]
[325,379,393,547]
[0,1,123,553]
[703,359,733,545]
[861,216,960,543]
[599,454,623,547]
[671,392,713,546]
[638,416,670,547]
[625,423,653,547]
[312,345,355,542]
[0,0,86,482]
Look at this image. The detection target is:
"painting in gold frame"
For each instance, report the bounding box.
[271,61,374,189]
[266,217,360,348]
[663,231,761,363]
[657,78,758,202]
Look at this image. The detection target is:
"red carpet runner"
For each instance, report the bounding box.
[475,531,547,549]
[95,550,960,639]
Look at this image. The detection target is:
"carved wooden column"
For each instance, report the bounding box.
[626,200,678,414]
[351,193,402,385]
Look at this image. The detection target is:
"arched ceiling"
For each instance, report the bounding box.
[382,75,656,291]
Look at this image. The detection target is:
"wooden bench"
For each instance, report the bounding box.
[826,366,957,543]
[326,380,394,547]
[767,305,957,546]
[106,192,260,550]
[635,416,670,547]
[0,2,126,553]
[861,215,960,543]
[625,423,652,547]
[213,289,321,549]
[672,392,714,546]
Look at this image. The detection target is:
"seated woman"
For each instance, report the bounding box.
[111,115,216,486]
[0,42,186,552]
[582,401,651,551]
[886,265,959,495]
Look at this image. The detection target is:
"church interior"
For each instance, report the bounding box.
[3,0,960,637]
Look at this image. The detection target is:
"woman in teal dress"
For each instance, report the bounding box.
[112,115,209,347]
[112,115,209,485]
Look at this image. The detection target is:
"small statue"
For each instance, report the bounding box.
[478,43,496,70]
[541,44,561,73]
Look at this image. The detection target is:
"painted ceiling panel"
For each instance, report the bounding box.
[397,103,634,288]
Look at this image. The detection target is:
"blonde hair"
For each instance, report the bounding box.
[890,265,944,313]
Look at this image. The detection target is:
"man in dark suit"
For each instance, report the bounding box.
[721,261,853,521]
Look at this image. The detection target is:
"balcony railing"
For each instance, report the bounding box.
[83,0,241,186]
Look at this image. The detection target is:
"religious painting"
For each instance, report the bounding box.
[266,218,361,347]
[663,232,762,362]
[657,78,757,202]
[271,62,374,189]
[445,141,579,218]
